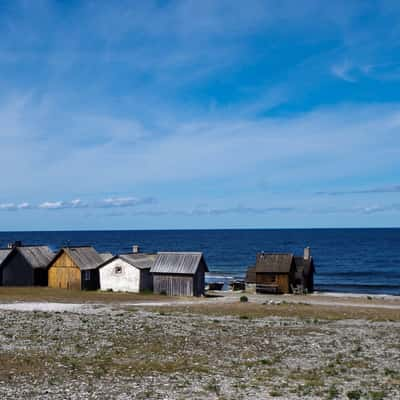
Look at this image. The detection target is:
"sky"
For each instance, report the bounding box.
[1,0,400,230]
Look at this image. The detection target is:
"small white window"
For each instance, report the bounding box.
[114,266,122,274]
[83,271,91,281]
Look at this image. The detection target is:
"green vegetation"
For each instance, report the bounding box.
[327,384,339,399]
[347,389,362,400]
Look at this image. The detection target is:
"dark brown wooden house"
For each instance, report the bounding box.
[48,246,112,290]
[247,247,315,294]
[255,253,296,293]
[0,245,54,286]
[150,252,208,296]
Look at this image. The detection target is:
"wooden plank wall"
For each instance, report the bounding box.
[276,274,289,293]
[256,273,290,294]
[153,274,194,296]
[48,252,81,290]
[2,253,33,286]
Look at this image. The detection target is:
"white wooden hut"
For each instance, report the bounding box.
[99,253,156,293]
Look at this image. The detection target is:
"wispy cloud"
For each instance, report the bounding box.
[331,60,357,82]
[315,185,400,196]
[1,197,155,211]
[97,197,156,208]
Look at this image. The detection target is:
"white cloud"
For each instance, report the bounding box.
[0,203,16,210]
[331,60,356,82]
[0,196,155,211]
[99,197,155,208]
[39,201,65,210]
[17,202,31,209]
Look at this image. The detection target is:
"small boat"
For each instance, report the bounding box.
[207,282,225,291]
[229,280,246,291]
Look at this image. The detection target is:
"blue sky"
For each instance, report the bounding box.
[1,0,400,230]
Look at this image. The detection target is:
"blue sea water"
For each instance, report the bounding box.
[0,229,399,295]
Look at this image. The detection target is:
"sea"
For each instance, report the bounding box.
[0,228,399,296]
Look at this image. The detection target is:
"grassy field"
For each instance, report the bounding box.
[0,287,399,321]
[0,287,176,302]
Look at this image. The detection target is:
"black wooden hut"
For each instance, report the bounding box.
[0,245,54,286]
[294,247,315,293]
[150,252,208,296]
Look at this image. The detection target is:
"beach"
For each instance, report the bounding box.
[0,289,399,399]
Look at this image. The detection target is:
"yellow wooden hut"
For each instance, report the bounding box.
[48,246,111,290]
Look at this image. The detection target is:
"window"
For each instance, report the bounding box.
[114,266,122,275]
[83,271,91,281]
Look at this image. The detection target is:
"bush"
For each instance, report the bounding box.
[327,385,339,399]
[369,391,385,400]
[240,295,248,303]
[347,390,362,400]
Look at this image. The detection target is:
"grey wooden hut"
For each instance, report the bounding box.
[0,245,54,286]
[150,252,208,296]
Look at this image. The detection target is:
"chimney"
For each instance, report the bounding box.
[132,245,140,254]
[304,246,311,260]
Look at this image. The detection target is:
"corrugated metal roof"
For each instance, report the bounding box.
[62,247,105,270]
[150,252,208,275]
[0,249,12,265]
[255,253,294,273]
[17,246,54,269]
[119,253,157,270]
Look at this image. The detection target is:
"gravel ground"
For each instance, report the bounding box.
[0,301,399,399]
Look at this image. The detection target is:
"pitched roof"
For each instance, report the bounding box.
[16,246,55,269]
[119,253,157,269]
[51,247,105,270]
[150,252,208,275]
[255,253,294,273]
[0,249,12,265]
[99,252,113,262]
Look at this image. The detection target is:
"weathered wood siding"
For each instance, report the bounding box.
[48,252,81,290]
[100,259,141,292]
[256,273,290,294]
[153,262,206,297]
[140,269,153,292]
[153,274,193,296]
[246,266,257,284]
[193,261,206,296]
[2,252,33,286]
[306,273,314,293]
